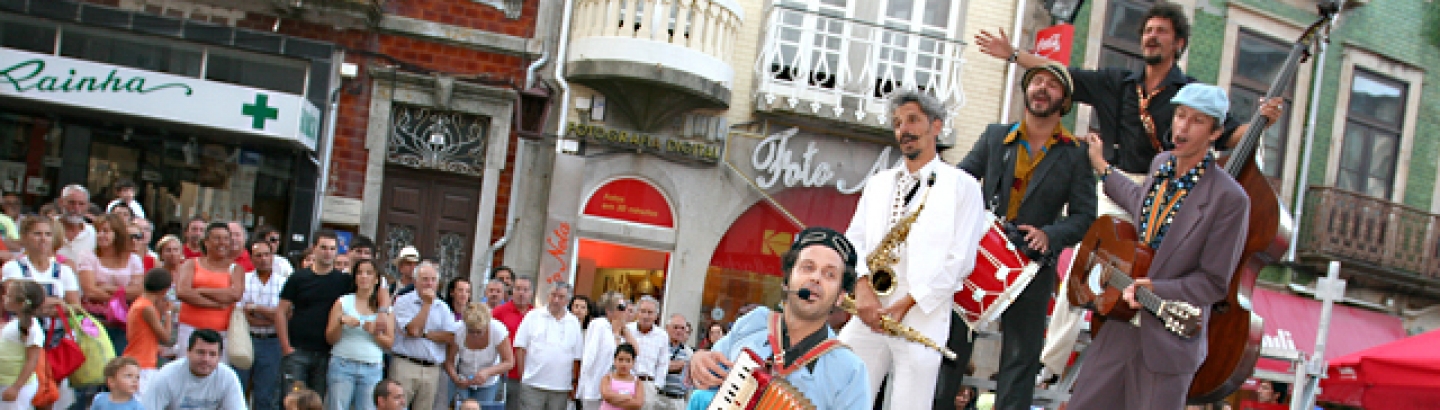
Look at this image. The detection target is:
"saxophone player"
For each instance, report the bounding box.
[839,90,989,409]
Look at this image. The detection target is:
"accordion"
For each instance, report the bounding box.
[703,349,816,410]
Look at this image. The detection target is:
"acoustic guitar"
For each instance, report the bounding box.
[1066,215,1203,339]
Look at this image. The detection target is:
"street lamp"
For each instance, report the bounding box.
[1044,0,1087,24]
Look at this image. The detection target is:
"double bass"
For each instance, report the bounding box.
[1186,4,1340,403]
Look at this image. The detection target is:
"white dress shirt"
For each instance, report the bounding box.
[513,308,583,391]
[393,291,455,363]
[626,322,670,388]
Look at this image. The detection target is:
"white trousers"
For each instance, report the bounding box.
[837,319,942,410]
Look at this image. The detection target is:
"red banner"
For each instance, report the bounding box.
[1035,24,1074,64]
[583,178,675,228]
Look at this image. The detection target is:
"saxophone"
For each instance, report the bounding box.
[866,173,934,296]
[841,172,956,360]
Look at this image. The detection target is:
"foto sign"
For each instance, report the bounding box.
[0,48,320,151]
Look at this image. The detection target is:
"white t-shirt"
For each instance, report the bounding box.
[2,257,81,299]
[453,319,509,387]
[140,358,246,410]
[56,222,96,264]
[0,317,43,386]
[513,308,584,391]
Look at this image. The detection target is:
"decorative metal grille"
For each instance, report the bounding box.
[436,233,467,283]
[382,223,416,281]
[388,105,489,176]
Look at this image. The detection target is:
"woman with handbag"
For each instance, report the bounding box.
[1,280,46,410]
[78,214,144,353]
[174,223,244,356]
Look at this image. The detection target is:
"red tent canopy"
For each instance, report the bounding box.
[1318,328,1440,409]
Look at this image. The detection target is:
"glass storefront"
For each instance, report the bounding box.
[573,238,670,302]
[0,110,302,246]
[702,188,859,328]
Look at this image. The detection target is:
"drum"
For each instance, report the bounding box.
[952,214,1040,331]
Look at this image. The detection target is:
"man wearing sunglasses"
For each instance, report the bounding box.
[256,225,293,278]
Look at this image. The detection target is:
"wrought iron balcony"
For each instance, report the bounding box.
[567,0,742,131]
[753,4,967,139]
[1297,186,1440,292]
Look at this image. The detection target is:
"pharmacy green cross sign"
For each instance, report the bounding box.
[242,94,279,130]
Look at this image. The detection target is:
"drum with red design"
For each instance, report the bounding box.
[953,214,1040,331]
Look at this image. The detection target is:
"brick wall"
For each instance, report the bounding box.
[88,0,540,250]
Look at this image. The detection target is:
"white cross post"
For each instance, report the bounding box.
[1292,261,1345,410]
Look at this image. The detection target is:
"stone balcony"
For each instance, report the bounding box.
[1297,186,1440,297]
[567,0,742,132]
[753,3,967,142]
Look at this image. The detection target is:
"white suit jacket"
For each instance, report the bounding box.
[845,158,989,339]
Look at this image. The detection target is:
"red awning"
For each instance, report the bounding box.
[1319,329,1440,409]
[708,188,859,276]
[1252,287,1406,374]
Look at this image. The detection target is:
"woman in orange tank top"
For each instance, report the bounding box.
[175,222,245,354]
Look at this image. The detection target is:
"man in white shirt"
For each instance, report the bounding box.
[254,226,293,278]
[56,184,96,263]
[512,281,584,410]
[392,262,455,410]
[142,329,247,410]
[627,296,669,409]
[657,314,693,410]
[238,240,287,410]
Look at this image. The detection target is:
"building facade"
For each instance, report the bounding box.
[26,0,562,284]
[509,0,1031,335]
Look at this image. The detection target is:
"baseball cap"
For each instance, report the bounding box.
[1171,83,1230,123]
[393,246,421,264]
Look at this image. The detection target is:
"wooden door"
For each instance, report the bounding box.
[376,166,481,284]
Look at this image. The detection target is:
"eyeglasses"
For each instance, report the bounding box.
[267,236,281,243]
[131,234,144,240]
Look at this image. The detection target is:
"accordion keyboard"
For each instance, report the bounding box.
[706,350,766,410]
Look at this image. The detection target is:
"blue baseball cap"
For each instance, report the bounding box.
[1171,83,1229,123]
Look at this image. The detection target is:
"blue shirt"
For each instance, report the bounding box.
[89,393,144,410]
[686,307,870,409]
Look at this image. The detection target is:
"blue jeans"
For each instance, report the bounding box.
[237,336,283,410]
[455,382,502,405]
[281,349,331,397]
[326,355,383,410]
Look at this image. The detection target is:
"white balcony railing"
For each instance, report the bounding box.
[570,0,743,85]
[755,4,967,136]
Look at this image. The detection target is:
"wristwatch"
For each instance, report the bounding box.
[1007,51,1019,63]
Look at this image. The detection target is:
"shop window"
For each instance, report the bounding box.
[704,188,859,328]
[1228,29,1294,183]
[575,178,675,304]
[60,29,203,78]
[205,52,307,96]
[1337,69,1407,199]
[574,239,670,303]
[0,16,56,54]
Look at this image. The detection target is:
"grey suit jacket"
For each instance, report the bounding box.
[957,123,1098,255]
[1100,152,1250,374]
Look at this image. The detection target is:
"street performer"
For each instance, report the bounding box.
[973,1,1284,380]
[839,90,988,409]
[942,63,1097,410]
[1069,83,1249,409]
[684,227,870,408]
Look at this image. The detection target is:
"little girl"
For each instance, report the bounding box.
[89,357,142,410]
[0,280,45,410]
[599,344,644,410]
